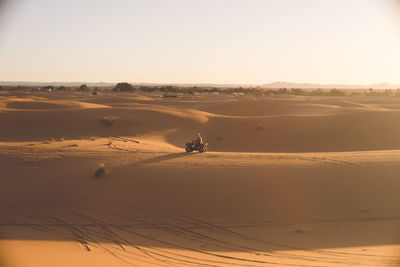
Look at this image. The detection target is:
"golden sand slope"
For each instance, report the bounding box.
[1,92,400,267]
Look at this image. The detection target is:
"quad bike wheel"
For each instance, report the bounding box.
[186,147,192,153]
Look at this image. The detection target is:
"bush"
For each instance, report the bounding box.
[77,84,89,92]
[351,91,362,96]
[290,88,304,95]
[383,89,393,96]
[113,82,135,92]
[139,86,157,92]
[329,89,346,96]
[94,163,106,177]
[100,116,119,127]
[310,89,325,96]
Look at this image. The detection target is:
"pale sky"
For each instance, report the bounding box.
[0,0,399,85]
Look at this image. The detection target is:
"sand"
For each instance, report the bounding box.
[0,91,400,266]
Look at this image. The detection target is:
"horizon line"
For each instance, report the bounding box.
[1,80,400,87]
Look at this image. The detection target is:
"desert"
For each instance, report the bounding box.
[1,0,400,265]
[1,89,400,266]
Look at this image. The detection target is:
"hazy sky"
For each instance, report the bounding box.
[0,0,399,84]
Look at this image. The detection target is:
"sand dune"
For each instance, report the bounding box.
[3,95,400,152]
[172,110,400,152]
[1,92,400,266]
[4,98,110,110]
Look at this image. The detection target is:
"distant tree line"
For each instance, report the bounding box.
[110,84,400,97]
[3,82,400,97]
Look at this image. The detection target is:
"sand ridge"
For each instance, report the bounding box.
[3,97,111,110]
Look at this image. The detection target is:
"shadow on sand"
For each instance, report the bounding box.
[134,151,194,166]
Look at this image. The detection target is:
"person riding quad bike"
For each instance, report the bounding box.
[195,133,202,145]
[185,133,207,153]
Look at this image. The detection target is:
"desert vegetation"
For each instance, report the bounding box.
[94,163,106,177]
[2,82,400,98]
[76,84,89,92]
[56,86,68,91]
[126,85,400,97]
[112,82,135,92]
[100,116,119,127]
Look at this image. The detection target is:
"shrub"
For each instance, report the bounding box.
[277,88,288,94]
[113,82,135,92]
[100,116,119,127]
[290,88,304,95]
[383,89,393,96]
[94,163,106,177]
[310,89,325,96]
[351,91,362,96]
[77,84,89,92]
[44,85,54,90]
[329,89,346,96]
[139,86,157,92]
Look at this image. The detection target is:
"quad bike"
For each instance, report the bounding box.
[185,142,208,153]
